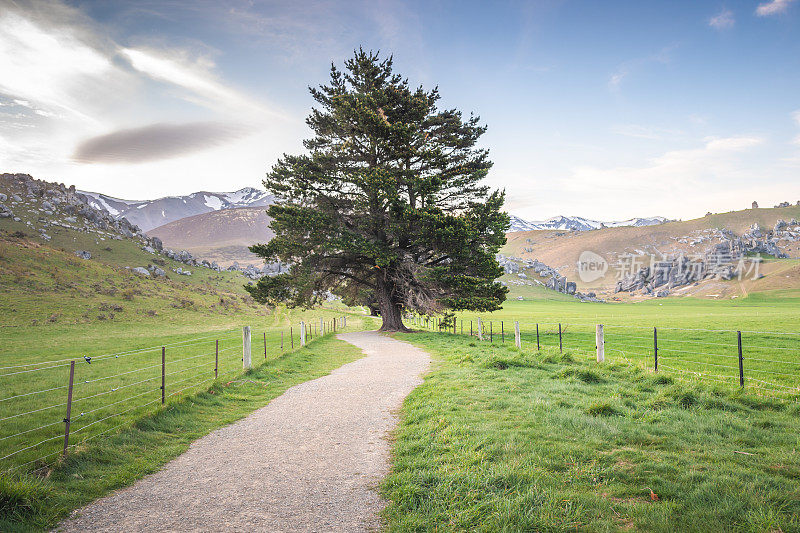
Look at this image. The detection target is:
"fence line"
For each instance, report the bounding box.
[0,315,350,475]
[405,314,800,400]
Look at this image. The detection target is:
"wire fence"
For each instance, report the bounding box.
[406,315,800,399]
[0,316,348,475]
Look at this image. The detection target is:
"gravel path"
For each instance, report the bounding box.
[56,331,430,532]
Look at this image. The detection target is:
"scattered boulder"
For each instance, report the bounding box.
[74,250,91,260]
[131,267,150,277]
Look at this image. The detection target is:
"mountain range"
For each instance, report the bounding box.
[76,186,670,266]
[78,187,274,232]
[508,215,670,232]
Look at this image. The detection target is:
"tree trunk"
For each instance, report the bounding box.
[376,277,410,332]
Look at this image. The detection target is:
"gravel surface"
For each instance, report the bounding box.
[56,331,430,532]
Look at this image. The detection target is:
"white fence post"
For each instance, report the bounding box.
[320,317,324,335]
[596,324,604,363]
[243,326,251,369]
[300,321,306,346]
[477,317,483,341]
[514,321,521,348]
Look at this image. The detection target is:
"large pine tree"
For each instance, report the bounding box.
[247,49,509,331]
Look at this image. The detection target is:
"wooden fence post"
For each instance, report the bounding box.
[477,317,483,341]
[514,321,521,348]
[738,331,744,387]
[596,324,604,363]
[62,360,75,456]
[215,340,219,379]
[501,321,504,343]
[300,321,306,346]
[320,317,324,336]
[281,331,284,351]
[653,327,658,372]
[243,326,252,369]
[558,323,562,353]
[161,347,166,404]
[264,332,267,358]
[290,327,294,349]
[536,323,540,350]
[490,322,493,343]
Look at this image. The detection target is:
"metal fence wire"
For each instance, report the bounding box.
[405,315,800,398]
[0,316,349,474]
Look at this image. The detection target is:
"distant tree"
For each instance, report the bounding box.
[752,201,759,209]
[246,49,508,331]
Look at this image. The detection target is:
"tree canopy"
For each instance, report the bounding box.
[247,49,509,331]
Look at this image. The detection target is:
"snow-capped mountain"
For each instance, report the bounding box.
[79,187,275,231]
[508,215,669,233]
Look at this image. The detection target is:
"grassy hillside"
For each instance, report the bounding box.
[384,332,800,532]
[0,183,375,478]
[502,205,800,299]
[148,207,273,268]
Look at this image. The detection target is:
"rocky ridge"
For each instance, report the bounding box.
[497,254,601,302]
[0,174,276,281]
[614,220,799,296]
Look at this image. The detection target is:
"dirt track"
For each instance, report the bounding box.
[56,331,430,532]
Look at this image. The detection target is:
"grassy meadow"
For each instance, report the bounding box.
[441,293,800,396]
[1,335,368,531]
[383,331,800,532]
[1,221,377,471]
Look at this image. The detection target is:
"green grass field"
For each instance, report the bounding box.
[0,335,367,531]
[0,223,376,474]
[384,331,800,532]
[427,294,800,397]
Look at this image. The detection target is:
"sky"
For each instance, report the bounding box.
[1,0,799,221]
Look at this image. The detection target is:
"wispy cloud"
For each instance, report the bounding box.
[561,136,768,218]
[756,0,796,16]
[120,47,276,116]
[709,9,735,29]
[608,69,627,90]
[607,44,678,91]
[72,121,252,164]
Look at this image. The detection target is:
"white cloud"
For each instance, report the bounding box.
[549,136,774,219]
[607,45,677,92]
[0,11,125,124]
[756,0,796,16]
[709,9,735,29]
[120,47,277,117]
[0,0,298,197]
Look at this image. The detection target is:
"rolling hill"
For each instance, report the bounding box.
[148,207,274,268]
[502,205,800,300]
